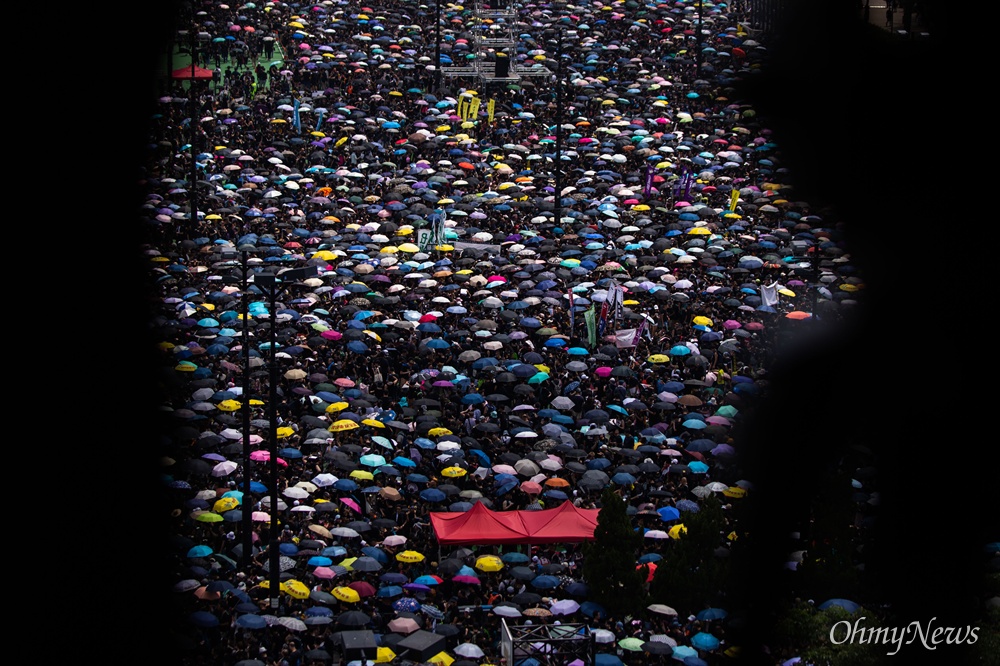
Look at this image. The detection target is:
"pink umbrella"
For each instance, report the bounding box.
[595,366,612,378]
[452,575,481,584]
[486,275,506,282]
[745,322,765,331]
[230,24,242,30]
[321,330,343,340]
[299,43,312,50]
[383,535,407,547]
[252,511,271,522]
[313,567,337,579]
[723,320,742,330]
[492,464,517,475]
[334,377,355,387]
[706,416,731,426]
[340,498,361,513]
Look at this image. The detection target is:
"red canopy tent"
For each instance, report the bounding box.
[430,501,600,546]
[518,502,601,544]
[172,65,216,80]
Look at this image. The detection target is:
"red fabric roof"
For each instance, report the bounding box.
[518,502,601,544]
[172,65,216,80]
[430,501,600,545]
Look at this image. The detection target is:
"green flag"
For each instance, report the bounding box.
[584,305,597,349]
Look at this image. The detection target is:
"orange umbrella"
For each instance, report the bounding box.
[458,161,475,170]
[544,478,570,488]
[785,311,812,320]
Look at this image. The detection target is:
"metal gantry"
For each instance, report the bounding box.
[440,0,551,82]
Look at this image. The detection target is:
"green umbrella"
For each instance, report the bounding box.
[618,637,645,651]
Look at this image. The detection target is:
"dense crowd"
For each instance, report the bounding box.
[140,0,867,664]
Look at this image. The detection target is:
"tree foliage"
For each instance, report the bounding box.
[582,488,647,619]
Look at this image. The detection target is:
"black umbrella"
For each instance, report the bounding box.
[337,611,371,627]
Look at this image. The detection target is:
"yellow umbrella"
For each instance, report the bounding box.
[326,401,350,413]
[396,550,426,563]
[312,250,337,261]
[687,227,712,235]
[310,131,326,137]
[205,214,223,220]
[195,511,224,523]
[778,288,796,297]
[271,118,288,124]
[335,136,348,147]
[288,21,305,28]
[692,316,714,327]
[351,469,375,480]
[375,647,397,663]
[329,419,360,432]
[839,283,860,292]
[276,426,296,439]
[533,364,550,374]
[333,586,361,603]
[428,427,453,436]
[362,418,385,428]
[632,204,650,211]
[428,652,454,666]
[398,242,420,253]
[475,555,504,572]
[381,246,399,254]
[723,486,747,498]
[339,557,357,571]
[396,227,414,236]
[364,330,382,342]
[441,466,467,478]
[213,497,240,513]
[668,524,687,539]
[647,354,670,364]
[281,579,311,599]
[217,399,242,412]
[435,244,455,252]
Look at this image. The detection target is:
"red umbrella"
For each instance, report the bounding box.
[520,481,543,495]
[348,581,377,597]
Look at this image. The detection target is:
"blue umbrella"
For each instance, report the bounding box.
[420,488,446,502]
[334,479,358,491]
[461,393,485,404]
[611,472,636,485]
[565,582,589,596]
[187,545,213,558]
[637,553,662,564]
[579,601,606,618]
[690,632,720,651]
[381,572,410,584]
[408,473,429,483]
[676,499,700,513]
[688,461,709,474]
[392,456,417,468]
[377,585,404,598]
[308,556,334,567]
[502,552,530,563]
[323,546,348,558]
[530,575,561,589]
[818,599,860,613]
[190,611,220,628]
[235,614,266,629]
[696,607,728,620]
[362,547,389,564]
[671,646,698,661]
[657,506,681,522]
[669,345,692,356]
[567,347,589,355]
[394,597,422,612]
[449,501,473,512]
[594,655,623,666]
[346,340,369,353]
[682,419,707,430]
[683,657,709,666]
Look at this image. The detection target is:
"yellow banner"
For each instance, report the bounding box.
[729,188,739,211]
[457,98,467,120]
[487,98,495,123]
[470,96,481,119]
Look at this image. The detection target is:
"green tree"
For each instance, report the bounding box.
[648,494,731,617]
[772,600,885,666]
[582,488,647,618]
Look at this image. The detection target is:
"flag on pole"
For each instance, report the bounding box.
[643,163,654,197]
[316,108,325,131]
[293,98,301,133]
[584,305,597,349]
[568,289,575,333]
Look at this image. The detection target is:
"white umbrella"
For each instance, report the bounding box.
[492,606,522,618]
[211,460,239,477]
[283,486,310,499]
[312,473,338,487]
[549,599,581,615]
[276,616,307,632]
[454,643,485,659]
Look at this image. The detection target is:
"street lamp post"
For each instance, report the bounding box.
[224,245,260,574]
[254,265,318,610]
[551,26,564,230]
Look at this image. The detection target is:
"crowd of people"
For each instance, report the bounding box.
[137,0,873,664]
